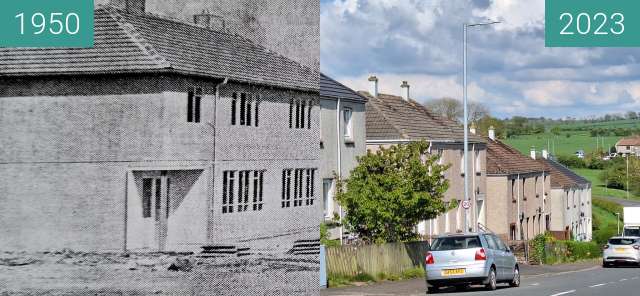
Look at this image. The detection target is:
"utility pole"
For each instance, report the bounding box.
[626,154,630,199]
[616,212,621,235]
[463,20,499,233]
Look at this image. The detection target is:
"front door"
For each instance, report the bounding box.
[142,175,170,251]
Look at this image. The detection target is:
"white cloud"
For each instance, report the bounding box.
[473,0,544,31]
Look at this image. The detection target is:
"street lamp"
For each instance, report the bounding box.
[626,154,630,199]
[615,212,621,235]
[463,21,500,232]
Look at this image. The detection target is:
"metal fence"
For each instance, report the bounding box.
[325,241,430,277]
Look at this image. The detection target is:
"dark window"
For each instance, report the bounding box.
[142,178,152,218]
[290,99,312,129]
[237,170,250,212]
[282,169,292,208]
[240,93,246,126]
[254,94,260,127]
[283,168,316,208]
[307,102,312,129]
[252,170,264,211]
[300,100,306,128]
[231,93,237,125]
[154,178,161,220]
[289,99,294,128]
[222,171,235,214]
[187,87,202,123]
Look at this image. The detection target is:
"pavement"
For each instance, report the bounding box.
[321,260,640,296]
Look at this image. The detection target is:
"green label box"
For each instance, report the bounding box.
[0,0,94,48]
[546,0,640,47]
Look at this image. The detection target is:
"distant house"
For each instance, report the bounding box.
[319,74,367,239]
[485,133,550,242]
[362,77,487,236]
[616,136,640,156]
[0,2,320,252]
[539,153,592,241]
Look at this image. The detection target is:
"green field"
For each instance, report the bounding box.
[553,119,640,130]
[572,168,639,201]
[504,132,620,157]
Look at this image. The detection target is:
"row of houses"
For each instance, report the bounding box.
[0,1,591,253]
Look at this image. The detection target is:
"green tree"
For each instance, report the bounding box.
[335,140,451,244]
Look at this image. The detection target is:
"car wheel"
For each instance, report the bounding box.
[427,286,439,294]
[485,267,497,291]
[510,266,520,287]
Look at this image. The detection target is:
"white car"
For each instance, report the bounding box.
[603,236,640,267]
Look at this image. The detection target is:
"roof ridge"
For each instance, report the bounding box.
[99,4,316,75]
[101,5,171,69]
[320,74,368,101]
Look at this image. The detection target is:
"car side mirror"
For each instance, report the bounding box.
[505,248,511,253]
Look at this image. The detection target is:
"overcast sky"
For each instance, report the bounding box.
[320,0,640,119]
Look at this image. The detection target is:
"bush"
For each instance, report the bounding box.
[401,267,425,279]
[593,224,618,245]
[592,197,624,218]
[544,240,601,264]
[556,155,586,168]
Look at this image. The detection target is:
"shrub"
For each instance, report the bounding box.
[544,240,601,264]
[401,267,425,279]
[556,155,586,169]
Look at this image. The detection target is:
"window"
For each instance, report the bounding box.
[475,150,481,171]
[282,168,316,208]
[222,170,264,214]
[231,92,259,126]
[142,178,153,218]
[431,236,481,251]
[222,171,235,213]
[187,87,202,123]
[289,99,312,129]
[511,179,516,202]
[484,234,498,250]
[344,108,353,139]
[323,179,333,217]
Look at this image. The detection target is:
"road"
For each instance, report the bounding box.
[600,196,640,207]
[323,264,640,296]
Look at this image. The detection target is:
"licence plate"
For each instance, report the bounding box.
[615,248,627,253]
[442,268,465,276]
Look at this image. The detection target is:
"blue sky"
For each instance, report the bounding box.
[320,0,640,119]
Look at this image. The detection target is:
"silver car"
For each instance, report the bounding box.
[425,233,519,293]
[603,236,640,267]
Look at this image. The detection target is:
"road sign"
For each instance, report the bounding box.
[462,200,470,209]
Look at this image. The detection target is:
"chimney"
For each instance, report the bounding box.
[469,123,477,135]
[530,146,536,160]
[542,149,549,159]
[400,81,410,100]
[110,0,146,13]
[193,10,226,31]
[368,76,379,97]
[488,126,495,140]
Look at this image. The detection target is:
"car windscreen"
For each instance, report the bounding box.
[431,236,481,251]
[609,238,637,245]
[624,228,640,237]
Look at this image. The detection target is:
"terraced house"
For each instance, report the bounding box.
[538,151,593,241]
[362,77,487,237]
[485,131,551,242]
[0,2,320,253]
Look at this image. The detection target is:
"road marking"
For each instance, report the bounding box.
[620,278,628,282]
[531,283,540,286]
[550,290,576,296]
[633,276,639,280]
[589,283,606,288]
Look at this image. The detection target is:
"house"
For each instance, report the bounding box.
[0,1,320,253]
[539,151,592,241]
[616,136,640,156]
[319,74,368,239]
[361,77,487,237]
[485,131,550,242]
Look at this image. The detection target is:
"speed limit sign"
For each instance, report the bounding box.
[461,200,470,209]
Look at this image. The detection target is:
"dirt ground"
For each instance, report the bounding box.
[0,250,319,295]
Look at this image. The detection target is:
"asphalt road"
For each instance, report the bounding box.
[600,196,640,207]
[323,264,640,296]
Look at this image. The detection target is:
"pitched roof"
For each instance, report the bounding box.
[486,138,545,175]
[0,6,318,92]
[361,92,486,143]
[538,157,591,190]
[616,136,640,146]
[320,74,367,102]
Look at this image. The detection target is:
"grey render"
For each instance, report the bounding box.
[0,4,320,253]
[319,74,367,238]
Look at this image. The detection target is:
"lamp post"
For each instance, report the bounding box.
[616,212,620,235]
[463,21,500,232]
[626,154,630,199]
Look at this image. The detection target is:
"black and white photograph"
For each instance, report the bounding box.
[0,0,321,295]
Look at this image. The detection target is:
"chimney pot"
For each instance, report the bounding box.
[110,0,146,13]
[542,149,549,159]
[194,11,226,31]
[470,123,477,135]
[488,126,495,140]
[530,146,536,160]
[368,75,379,97]
[400,81,410,101]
